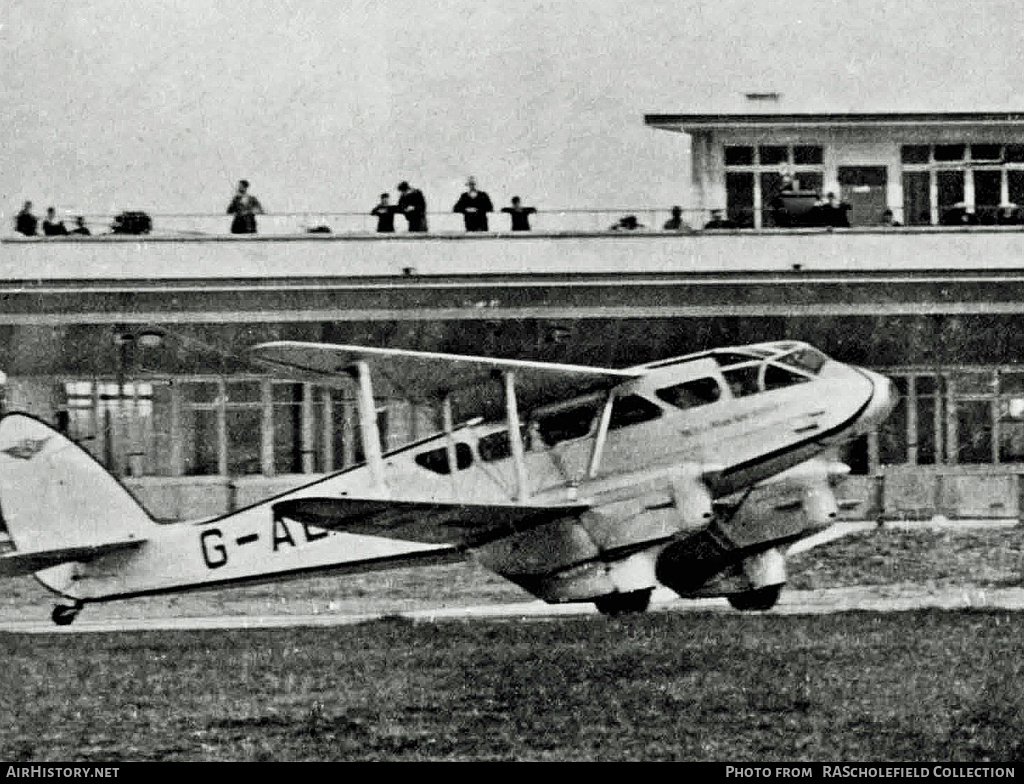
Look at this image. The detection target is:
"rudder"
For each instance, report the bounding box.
[0,413,155,557]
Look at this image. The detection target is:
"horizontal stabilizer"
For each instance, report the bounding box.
[273,497,590,547]
[0,538,144,578]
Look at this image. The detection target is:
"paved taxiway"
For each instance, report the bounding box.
[2,520,1020,634]
[2,584,1024,634]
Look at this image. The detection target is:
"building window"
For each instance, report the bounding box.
[723,144,825,228]
[62,380,166,477]
[900,143,1024,225]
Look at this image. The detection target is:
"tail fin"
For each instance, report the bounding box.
[0,414,155,581]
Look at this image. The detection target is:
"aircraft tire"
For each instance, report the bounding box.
[594,588,653,616]
[726,585,782,612]
[51,604,79,626]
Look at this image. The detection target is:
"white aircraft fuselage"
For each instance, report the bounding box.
[0,340,895,622]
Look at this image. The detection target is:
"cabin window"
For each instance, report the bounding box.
[477,428,532,462]
[777,347,827,375]
[723,365,761,398]
[657,377,722,409]
[536,404,598,446]
[608,395,662,430]
[712,351,759,367]
[414,442,473,474]
[763,364,812,391]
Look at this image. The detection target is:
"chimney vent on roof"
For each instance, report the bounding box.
[745,92,781,102]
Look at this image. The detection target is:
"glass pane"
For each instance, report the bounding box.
[656,378,722,409]
[187,409,219,475]
[537,405,597,446]
[957,400,992,463]
[725,172,755,227]
[274,405,302,475]
[916,394,936,465]
[955,372,995,395]
[188,381,220,405]
[937,170,966,225]
[794,171,823,195]
[1006,144,1024,163]
[1000,372,1024,395]
[724,146,753,166]
[934,144,966,162]
[414,443,472,474]
[973,170,1002,224]
[760,171,785,227]
[971,144,1002,161]
[763,364,811,391]
[758,146,788,166]
[724,366,761,397]
[608,395,662,430]
[902,171,931,226]
[878,393,907,464]
[901,145,930,164]
[226,380,261,405]
[227,408,262,474]
[793,145,823,165]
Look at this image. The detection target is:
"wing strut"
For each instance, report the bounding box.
[440,395,461,501]
[352,361,386,492]
[503,370,529,501]
[588,391,616,479]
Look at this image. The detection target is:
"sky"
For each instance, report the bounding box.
[4,0,1024,220]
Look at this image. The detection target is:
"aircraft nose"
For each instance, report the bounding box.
[859,370,898,430]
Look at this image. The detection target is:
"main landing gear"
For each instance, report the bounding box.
[594,588,653,617]
[51,601,83,626]
[726,585,782,612]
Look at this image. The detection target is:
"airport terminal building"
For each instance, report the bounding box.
[5,110,1024,522]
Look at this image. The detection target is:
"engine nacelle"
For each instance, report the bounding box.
[654,520,735,596]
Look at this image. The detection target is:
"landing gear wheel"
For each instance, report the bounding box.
[594,588,653,617]
[727,585,782,612]
[51,603,81,626]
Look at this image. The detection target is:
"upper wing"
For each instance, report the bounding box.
[250,341,643,421]
[273,497,590,547]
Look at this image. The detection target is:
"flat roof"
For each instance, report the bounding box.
[645,112,1024,132]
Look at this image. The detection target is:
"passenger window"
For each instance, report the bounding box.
[536,405,598,446]
[764,364,812,391]
[608,395,662,430]
[724,365,761,398]
[778,347,826,375]
[414,443,473,474]
[478,428,532,462]
[712,352,758,367]
[657,377,722,409]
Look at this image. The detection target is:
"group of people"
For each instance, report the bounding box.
[371,178,538,233]
[14,202,90,236]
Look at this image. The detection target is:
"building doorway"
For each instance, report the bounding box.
[838,166,888,227]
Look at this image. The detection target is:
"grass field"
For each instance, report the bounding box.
[2,610,1023,761]
[1,525,1023,761]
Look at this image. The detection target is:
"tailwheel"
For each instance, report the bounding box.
[594,588,653,617]
[51,603,82,626]
[727,585,782,612]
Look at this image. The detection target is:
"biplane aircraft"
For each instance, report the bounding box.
[0,339,895,625]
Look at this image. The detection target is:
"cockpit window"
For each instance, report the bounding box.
[657,377,722,409]
[536,404,598,446]
[712,351,760,367]
[764,364,812,391]
[724,365,761,398]
[415,443,473,474]
[777,347,827,375]
[608,394,662,430]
